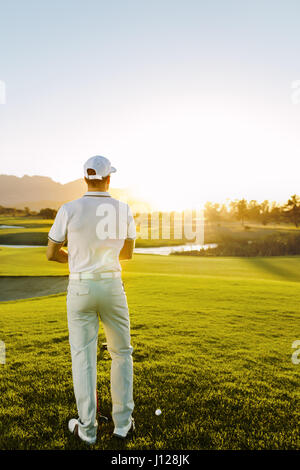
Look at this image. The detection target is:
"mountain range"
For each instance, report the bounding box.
[0,174,148,211]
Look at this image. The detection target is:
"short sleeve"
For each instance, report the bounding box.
[48,205,68,244]
[127,205,136,240]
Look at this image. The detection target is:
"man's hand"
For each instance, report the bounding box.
[119,239,135,260]
[46,240,68,263]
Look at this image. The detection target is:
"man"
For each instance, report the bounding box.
[47,155,136,445]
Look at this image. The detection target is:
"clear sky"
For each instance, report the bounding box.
[0,0,300,210]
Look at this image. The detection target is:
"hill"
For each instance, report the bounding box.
[0,174,143,211]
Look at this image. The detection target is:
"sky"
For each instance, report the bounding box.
[0,0,300,210]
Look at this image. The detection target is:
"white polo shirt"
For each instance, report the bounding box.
[48,191,136,274]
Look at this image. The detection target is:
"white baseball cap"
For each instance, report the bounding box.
[84,155,117,180]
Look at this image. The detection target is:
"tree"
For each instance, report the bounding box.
[230,199,248,226]
[269,202,282,225]
[204,202,221,224]
[259,200,270,226]
[38,208,57,219]
[284,195,300,227]
[248,200,260,222]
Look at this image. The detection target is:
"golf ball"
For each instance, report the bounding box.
[155,409,162,416]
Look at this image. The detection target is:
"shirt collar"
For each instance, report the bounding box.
[84,191,111,197]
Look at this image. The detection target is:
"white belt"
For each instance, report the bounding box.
[69,272,121,280]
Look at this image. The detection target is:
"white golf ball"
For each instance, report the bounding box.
[155,409,162,416]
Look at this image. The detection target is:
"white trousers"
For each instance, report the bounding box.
[67,277,134,443]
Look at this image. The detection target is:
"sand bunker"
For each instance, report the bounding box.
[0,276,69,301]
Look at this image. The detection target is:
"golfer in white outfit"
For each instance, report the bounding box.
[47,156,136,445]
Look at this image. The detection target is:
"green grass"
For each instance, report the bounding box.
[0,216,53,246]
[0,216,53,227]
[0,253,300,449]
[2,245,300,283]
[0,247,69,276]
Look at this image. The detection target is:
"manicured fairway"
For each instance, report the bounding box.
[1,245,300,283]
[0,247,69,276]
[0,252,299,449]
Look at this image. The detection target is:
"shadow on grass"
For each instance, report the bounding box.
[0,231,48,245]
[241,257,300,282]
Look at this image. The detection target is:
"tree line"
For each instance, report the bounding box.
[0,194,299,226]
[174,232,300,257]
[0,206,57,219]
[205,195,300,227]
